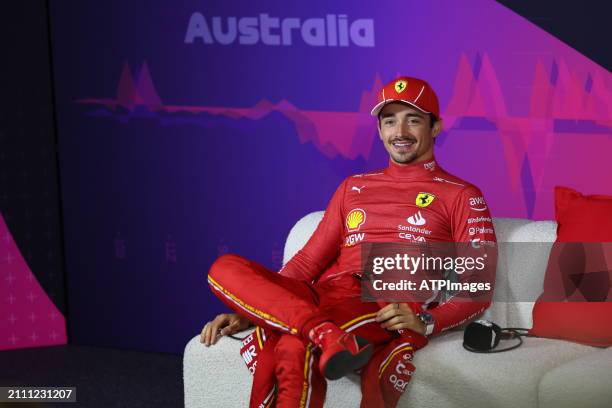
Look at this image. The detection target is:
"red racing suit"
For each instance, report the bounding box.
[207,158,497,407]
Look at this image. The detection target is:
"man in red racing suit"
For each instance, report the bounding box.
[202,76,497,408]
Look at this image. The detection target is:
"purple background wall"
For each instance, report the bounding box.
[49,0,611,353]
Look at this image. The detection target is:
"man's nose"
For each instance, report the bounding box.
[395,121,412,137]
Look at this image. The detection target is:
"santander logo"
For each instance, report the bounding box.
[407,211,426,226]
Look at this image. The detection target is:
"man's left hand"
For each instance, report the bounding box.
[376,303,426,335]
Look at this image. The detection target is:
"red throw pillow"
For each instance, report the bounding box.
[530,186,612,346]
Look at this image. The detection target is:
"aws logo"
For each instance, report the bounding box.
[346,209,366,232]
[469,196,488,212]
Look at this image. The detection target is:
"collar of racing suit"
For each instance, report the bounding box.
[384,158,439,179]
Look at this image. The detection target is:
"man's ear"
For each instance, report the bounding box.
[377,119,384,140]
[432,119,443,138]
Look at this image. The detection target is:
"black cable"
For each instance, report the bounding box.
[504,327,536,337]
[463,327,531,353]
[228,333,249,341]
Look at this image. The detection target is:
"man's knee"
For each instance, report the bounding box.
[207,253,247,283]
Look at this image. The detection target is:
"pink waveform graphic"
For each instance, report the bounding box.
[80,62,163,111]
[76,58,612,218]
[76,57,611,160]
[0,212,67,350]
[77,61,383,161]
[443,53,611,197]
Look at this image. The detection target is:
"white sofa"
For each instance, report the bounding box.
[184,214,612,407]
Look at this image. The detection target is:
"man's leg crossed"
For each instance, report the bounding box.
[207,254,329,338]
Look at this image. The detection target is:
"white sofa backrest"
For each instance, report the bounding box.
[283,213,558,330]
[498,220,557,328]
[283,211,325,265]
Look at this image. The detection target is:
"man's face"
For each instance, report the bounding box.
[377,103,441,165]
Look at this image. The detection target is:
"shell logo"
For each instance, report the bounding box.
[346,209,366,232]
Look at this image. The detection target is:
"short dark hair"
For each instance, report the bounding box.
[428,113,439,128]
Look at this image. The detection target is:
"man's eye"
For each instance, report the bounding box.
[384,120,395,126]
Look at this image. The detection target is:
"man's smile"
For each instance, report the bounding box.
[391,138,417,153]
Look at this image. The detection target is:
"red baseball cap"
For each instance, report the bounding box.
[370,76,440,118]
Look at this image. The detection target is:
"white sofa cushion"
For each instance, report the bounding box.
[183,332,600,408]
[403,332,595,408]
[184,336,251,408]
[538,346,612,408]
[315,332,598,408]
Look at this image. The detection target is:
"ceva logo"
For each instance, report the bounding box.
[185,12,375,47]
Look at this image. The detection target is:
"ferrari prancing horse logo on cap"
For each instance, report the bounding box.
[394,80,407,94]
[416,192,435,208]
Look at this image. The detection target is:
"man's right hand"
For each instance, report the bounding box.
[200,313,251,347]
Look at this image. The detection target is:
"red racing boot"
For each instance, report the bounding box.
[309,322,373,380]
